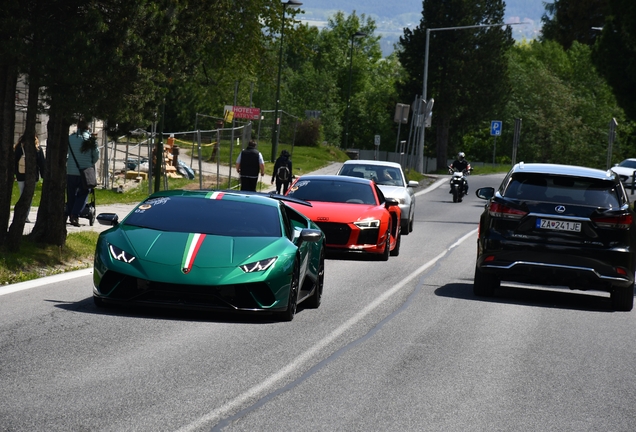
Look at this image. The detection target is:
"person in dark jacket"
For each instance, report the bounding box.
[235,140,265,191]
[271,149,293,194]
[13,134,45,223]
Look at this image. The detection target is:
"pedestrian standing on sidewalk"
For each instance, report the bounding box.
[235,139,264,191]
[66,121,99,226]
[13,134,46,223]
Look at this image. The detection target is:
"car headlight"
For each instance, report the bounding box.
[108,244,136,263]
[354,219,380,229]
[240,257,277,273]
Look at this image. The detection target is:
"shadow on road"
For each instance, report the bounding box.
[434,281,616,312]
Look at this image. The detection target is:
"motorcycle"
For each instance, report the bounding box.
[448,165,471,203]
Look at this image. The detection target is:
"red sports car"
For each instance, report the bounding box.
[285,175,401,260]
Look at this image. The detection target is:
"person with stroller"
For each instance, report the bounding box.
[13,134,46,223]
[66,121,99,226]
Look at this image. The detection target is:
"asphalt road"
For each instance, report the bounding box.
[2,172,635,431]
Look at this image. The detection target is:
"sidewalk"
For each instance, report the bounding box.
[20,161,344,236]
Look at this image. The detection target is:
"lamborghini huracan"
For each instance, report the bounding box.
[285,175,401,260]
[92,190,325,321]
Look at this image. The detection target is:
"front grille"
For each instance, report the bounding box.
[316,222,351,245]
[98,270,276,310]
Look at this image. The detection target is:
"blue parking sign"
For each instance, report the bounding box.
[491,120,502,136]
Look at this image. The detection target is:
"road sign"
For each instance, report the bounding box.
[374,135,381,146]
[224,105,261,120]
[491,120,502,136]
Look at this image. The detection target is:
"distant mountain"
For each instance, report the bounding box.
[300,0,546,56]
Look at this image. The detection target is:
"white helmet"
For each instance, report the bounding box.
[458,152,465,160]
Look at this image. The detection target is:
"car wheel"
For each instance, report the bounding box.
[379,225,391,261]
[390,230,401,257]
[610,285,634,311]
[278,260,299,321]
[473,266,498,297]
[408,214,414,233]
[306,248,324,309]
[401,220,409,236]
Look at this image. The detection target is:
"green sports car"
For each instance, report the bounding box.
[93,190,325,321]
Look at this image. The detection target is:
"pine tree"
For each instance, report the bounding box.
[398,0,513,170]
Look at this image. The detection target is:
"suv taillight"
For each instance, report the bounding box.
[488,202,527,219]
[488,202,528,219]
[591,213,633,229]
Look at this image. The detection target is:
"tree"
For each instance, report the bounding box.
[592,0,636,122]
[398,0,514,171]
[541,0,608,49]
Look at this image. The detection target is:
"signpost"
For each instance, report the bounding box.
[490,120,502,164]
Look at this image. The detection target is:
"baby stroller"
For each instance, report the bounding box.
[78,189,97,226]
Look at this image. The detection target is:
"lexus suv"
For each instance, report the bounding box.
[474,163,635,311]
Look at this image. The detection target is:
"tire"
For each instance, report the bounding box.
[452,188,459,203]
[611,285,634,311]
[379,225,391,261]
[390,230,401,257]
[401,220,409,236]
[408,217,414,233]
[306,249,325,309]
[278,260,299,321]
[473,266,499,297]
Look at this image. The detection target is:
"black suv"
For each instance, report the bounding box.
[474,163,635,311]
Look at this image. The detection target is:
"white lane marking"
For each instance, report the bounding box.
[177,228,478,432]
[0,268,93,297]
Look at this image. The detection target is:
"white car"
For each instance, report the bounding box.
[336,160,418,234]
[611,159,636,187]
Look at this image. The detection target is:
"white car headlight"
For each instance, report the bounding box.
[240,257,277,273]
[109,244,136,264]
[354,219,380,229]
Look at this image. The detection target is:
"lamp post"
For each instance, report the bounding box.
[416,22,523,173]
[344,31,367,149]
[271,0,302,162]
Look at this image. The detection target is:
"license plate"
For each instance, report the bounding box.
[536,218,581,232]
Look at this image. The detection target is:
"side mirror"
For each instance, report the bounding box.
[300,228,322,243]
[475,187,495,200]
[96,213,119,226]
[407,180,419,188]
[385,197,399,208]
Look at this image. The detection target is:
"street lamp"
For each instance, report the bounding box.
[416,22,524,173]
[344,31,367,149]
[271,0,303,162]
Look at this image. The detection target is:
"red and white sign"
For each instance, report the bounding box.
[224,105,261,120]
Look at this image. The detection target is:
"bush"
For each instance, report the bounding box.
[294,118,322,147]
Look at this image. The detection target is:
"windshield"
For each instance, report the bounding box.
[124,196,282,237]
[288,178,377,205]
[339,165,404,187]
[618,160,636,169]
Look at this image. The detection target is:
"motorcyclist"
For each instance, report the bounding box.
[449,152,470,194]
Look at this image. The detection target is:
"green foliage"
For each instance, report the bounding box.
[541,0,608,49]
[592,0,636,122]
[295,118,322,147]
[397,0,514,169]
[462,39,635,169]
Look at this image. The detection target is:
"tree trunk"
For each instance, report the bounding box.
[7,70,40,252]
[0,64,18,246]
[30,102,69,246]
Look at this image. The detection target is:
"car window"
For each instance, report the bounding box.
[340,164,404,186]
[124,196,282,237]
[504,174,621,208]
[287,178,377,205]
[619,160,636,169]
